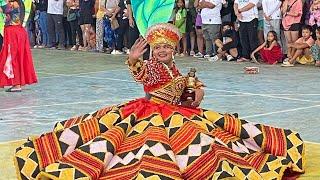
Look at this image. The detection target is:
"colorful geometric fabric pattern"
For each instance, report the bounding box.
[14,98,305,179]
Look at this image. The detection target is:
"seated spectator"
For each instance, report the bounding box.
[311,26,320,66]
[282,25,315,67]
[251,30,282,64]
[211,22,238,61]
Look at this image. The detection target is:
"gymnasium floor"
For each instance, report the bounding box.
[0,49,320,179]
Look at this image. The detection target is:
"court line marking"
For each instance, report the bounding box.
[206,88,320,103]
[240,104,320,119]
[38,72,320,97]
[0,97,138,111]
[39,72,135,82]
[13,73,320,103]
[38,69,128,76]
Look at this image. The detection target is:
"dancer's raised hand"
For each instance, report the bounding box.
[128,37,148,64]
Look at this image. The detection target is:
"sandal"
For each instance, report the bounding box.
[5,87,22,92]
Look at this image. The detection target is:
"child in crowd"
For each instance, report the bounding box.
[311,26,320,66]
[251,31,282,64]
[282,25,315,67]
[174,0,187,56]
[211,22,238,61]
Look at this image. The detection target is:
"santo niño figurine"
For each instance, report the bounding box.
[180,68,198,105]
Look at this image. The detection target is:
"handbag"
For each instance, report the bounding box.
[67,9,77,22]
[110,18,119,30]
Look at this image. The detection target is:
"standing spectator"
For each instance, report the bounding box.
[186,0,197,56]
[193,2,205,57]
[78,0,94,51]
[104,0,122,54]
[257,0,264,44]
[196,0,223,59]
[35,0,49,48]
[95,0,106,52]
[221,0,234,22]
[174,0,187,56]
[116,0,129,54]
[47,0,65,49]
[234,0,259,62]
[67,0,84,51]
[126,0,138,51]
[262,0,281,40]
[281,0,303,61]
[63,2,72,48]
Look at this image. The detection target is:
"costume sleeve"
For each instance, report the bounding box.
[126,59,148,83]
[126,59,160,86]
[195,78,205,89]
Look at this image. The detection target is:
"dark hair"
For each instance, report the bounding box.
[222,22,233,28]
[174,0,186,13]
[301,25,312,32]
[316,26,320,32]
[266,31,278,48]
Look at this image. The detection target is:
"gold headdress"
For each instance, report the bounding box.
[145,23,181,48]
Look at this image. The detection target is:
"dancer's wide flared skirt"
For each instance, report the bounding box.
[14,98,305,179]
[0,25,37,87]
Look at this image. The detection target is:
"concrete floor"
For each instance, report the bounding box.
[0,49,319,143]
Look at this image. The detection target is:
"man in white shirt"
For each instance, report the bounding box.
[262,0,281,40]
[195,0,222,59]
[47,0,65,49]
[234,0,259,61]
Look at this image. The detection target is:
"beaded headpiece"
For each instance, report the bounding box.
[145,23,181,48]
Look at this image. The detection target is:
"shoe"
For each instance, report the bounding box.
[315,61,320,67]
[49,47,57,50]
[226,55,234,61]
[190,51,195,56]
[57,45,66,50]
[208,55,221,62]
[115,50,124,55]
[193,52,203,58]
[281,61,294,67]
[33,45,39,49]
[38,45,45,49]
[203,54,211,59]
[180,53,185,57]
[70,45,77,51]
[5,87,22,92]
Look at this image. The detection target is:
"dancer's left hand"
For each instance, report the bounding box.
[191,88,204,107]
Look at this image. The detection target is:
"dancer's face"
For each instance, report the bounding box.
[153,43,174,65]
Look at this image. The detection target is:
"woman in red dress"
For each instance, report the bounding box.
[14,23,304,179]
[0,0,37,92]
